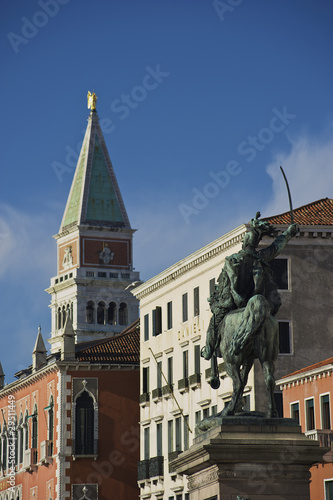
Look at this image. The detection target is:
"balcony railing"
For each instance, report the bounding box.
[137,459,150,481]
[189,373,201,388]
[23,448,38,470]
[140,392,150,404]
[178,378,189,392]
[40,440,53,463]
[305,429,333,448]
[149,456,164,478]
[162,384,173,397]
[152,388,162,400]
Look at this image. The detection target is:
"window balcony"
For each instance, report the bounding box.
[305,429,333,448]
[23,448,38,471]
[162,384,173,398]
[189,373,201,389]
[178,378,189,393]
[137,459,150,481]
[149,456,164,478]
[152,388,162,401]
[40,440,53,464]
[140,392,150,405]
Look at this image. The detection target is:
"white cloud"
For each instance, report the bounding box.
[0,204,57,279]
[263,132,333,218]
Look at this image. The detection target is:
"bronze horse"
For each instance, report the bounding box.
[212,294,279,418]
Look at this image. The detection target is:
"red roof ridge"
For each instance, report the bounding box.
[263,197,333,226]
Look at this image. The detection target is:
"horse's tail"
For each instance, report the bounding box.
[230,295,271,356]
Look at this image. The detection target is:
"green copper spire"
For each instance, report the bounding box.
[59,96,131,233]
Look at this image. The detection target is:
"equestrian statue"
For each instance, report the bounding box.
[201,169,299,417]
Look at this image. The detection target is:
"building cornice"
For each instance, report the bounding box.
[277,363,333,388]
[133,222,333,300]
[0,359,139,399]
[0,362,59,397]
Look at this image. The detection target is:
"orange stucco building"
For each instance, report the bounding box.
[0,321,140,499]
[278,357,333,500]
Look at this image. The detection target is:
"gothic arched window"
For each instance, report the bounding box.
[24,411,29,451]
[108,302,116,325]
[48,396,54,456]
[66,303,71,320]
[19,413,23,464]
[2,427,7,471]
[97,302,105,325]
[62,305,66,328]
[119,302,128,326]
[75,391,94,455]
[31,405,38,464]
[57,307,61,330]
[86,301,94,324]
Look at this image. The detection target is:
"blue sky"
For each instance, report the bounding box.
[1,0,333,382]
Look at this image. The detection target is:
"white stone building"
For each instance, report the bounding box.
[133,198,333,500]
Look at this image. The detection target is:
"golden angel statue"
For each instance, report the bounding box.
[87,91,97,111]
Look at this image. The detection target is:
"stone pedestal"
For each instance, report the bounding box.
[170,416,327,500]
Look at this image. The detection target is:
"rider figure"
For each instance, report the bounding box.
[201,212,299,361]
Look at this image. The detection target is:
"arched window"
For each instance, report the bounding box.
[97,302,105,325]
[31,406,38,464]
[75,391,94,455]
[2,427,7,471]
[119,302,128,326]
[48,396,54,456]
[24,411,29,451]
[19,414,23,464]
[86,301,94,324]
[57,307,61,330]
[108,302,116,325]
[66,303,71,320]
[62,305,66,328]
[14,417,18,467]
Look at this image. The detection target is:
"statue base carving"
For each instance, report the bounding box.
[170,417,328,499]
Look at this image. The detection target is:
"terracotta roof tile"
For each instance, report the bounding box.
[76,319,140,364]
[281,356,333,379]
[263,198,333,226]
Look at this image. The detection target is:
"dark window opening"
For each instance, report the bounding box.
[167,357,173,386]
[167,301,173,330]
[209,278,216,297]
[142,367,149,394]
[322,395,331,430]
[194,345,200,374]
[194,287,200,316]
[86,301,94,324]
[75,391,94,455]
[107,302,116,325]
[278,321,291,354]
[182,293,188,322]
[144,314,149,341]
[183,351,188,380]
[291,402,300,424]
[119,302,128,326]
[306,399,315,430]
[97,301,105,324]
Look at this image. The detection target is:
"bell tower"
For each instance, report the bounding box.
[47,92,140,352]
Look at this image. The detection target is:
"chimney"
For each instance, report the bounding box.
[60,316,76,360]
[32,326,47,372]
